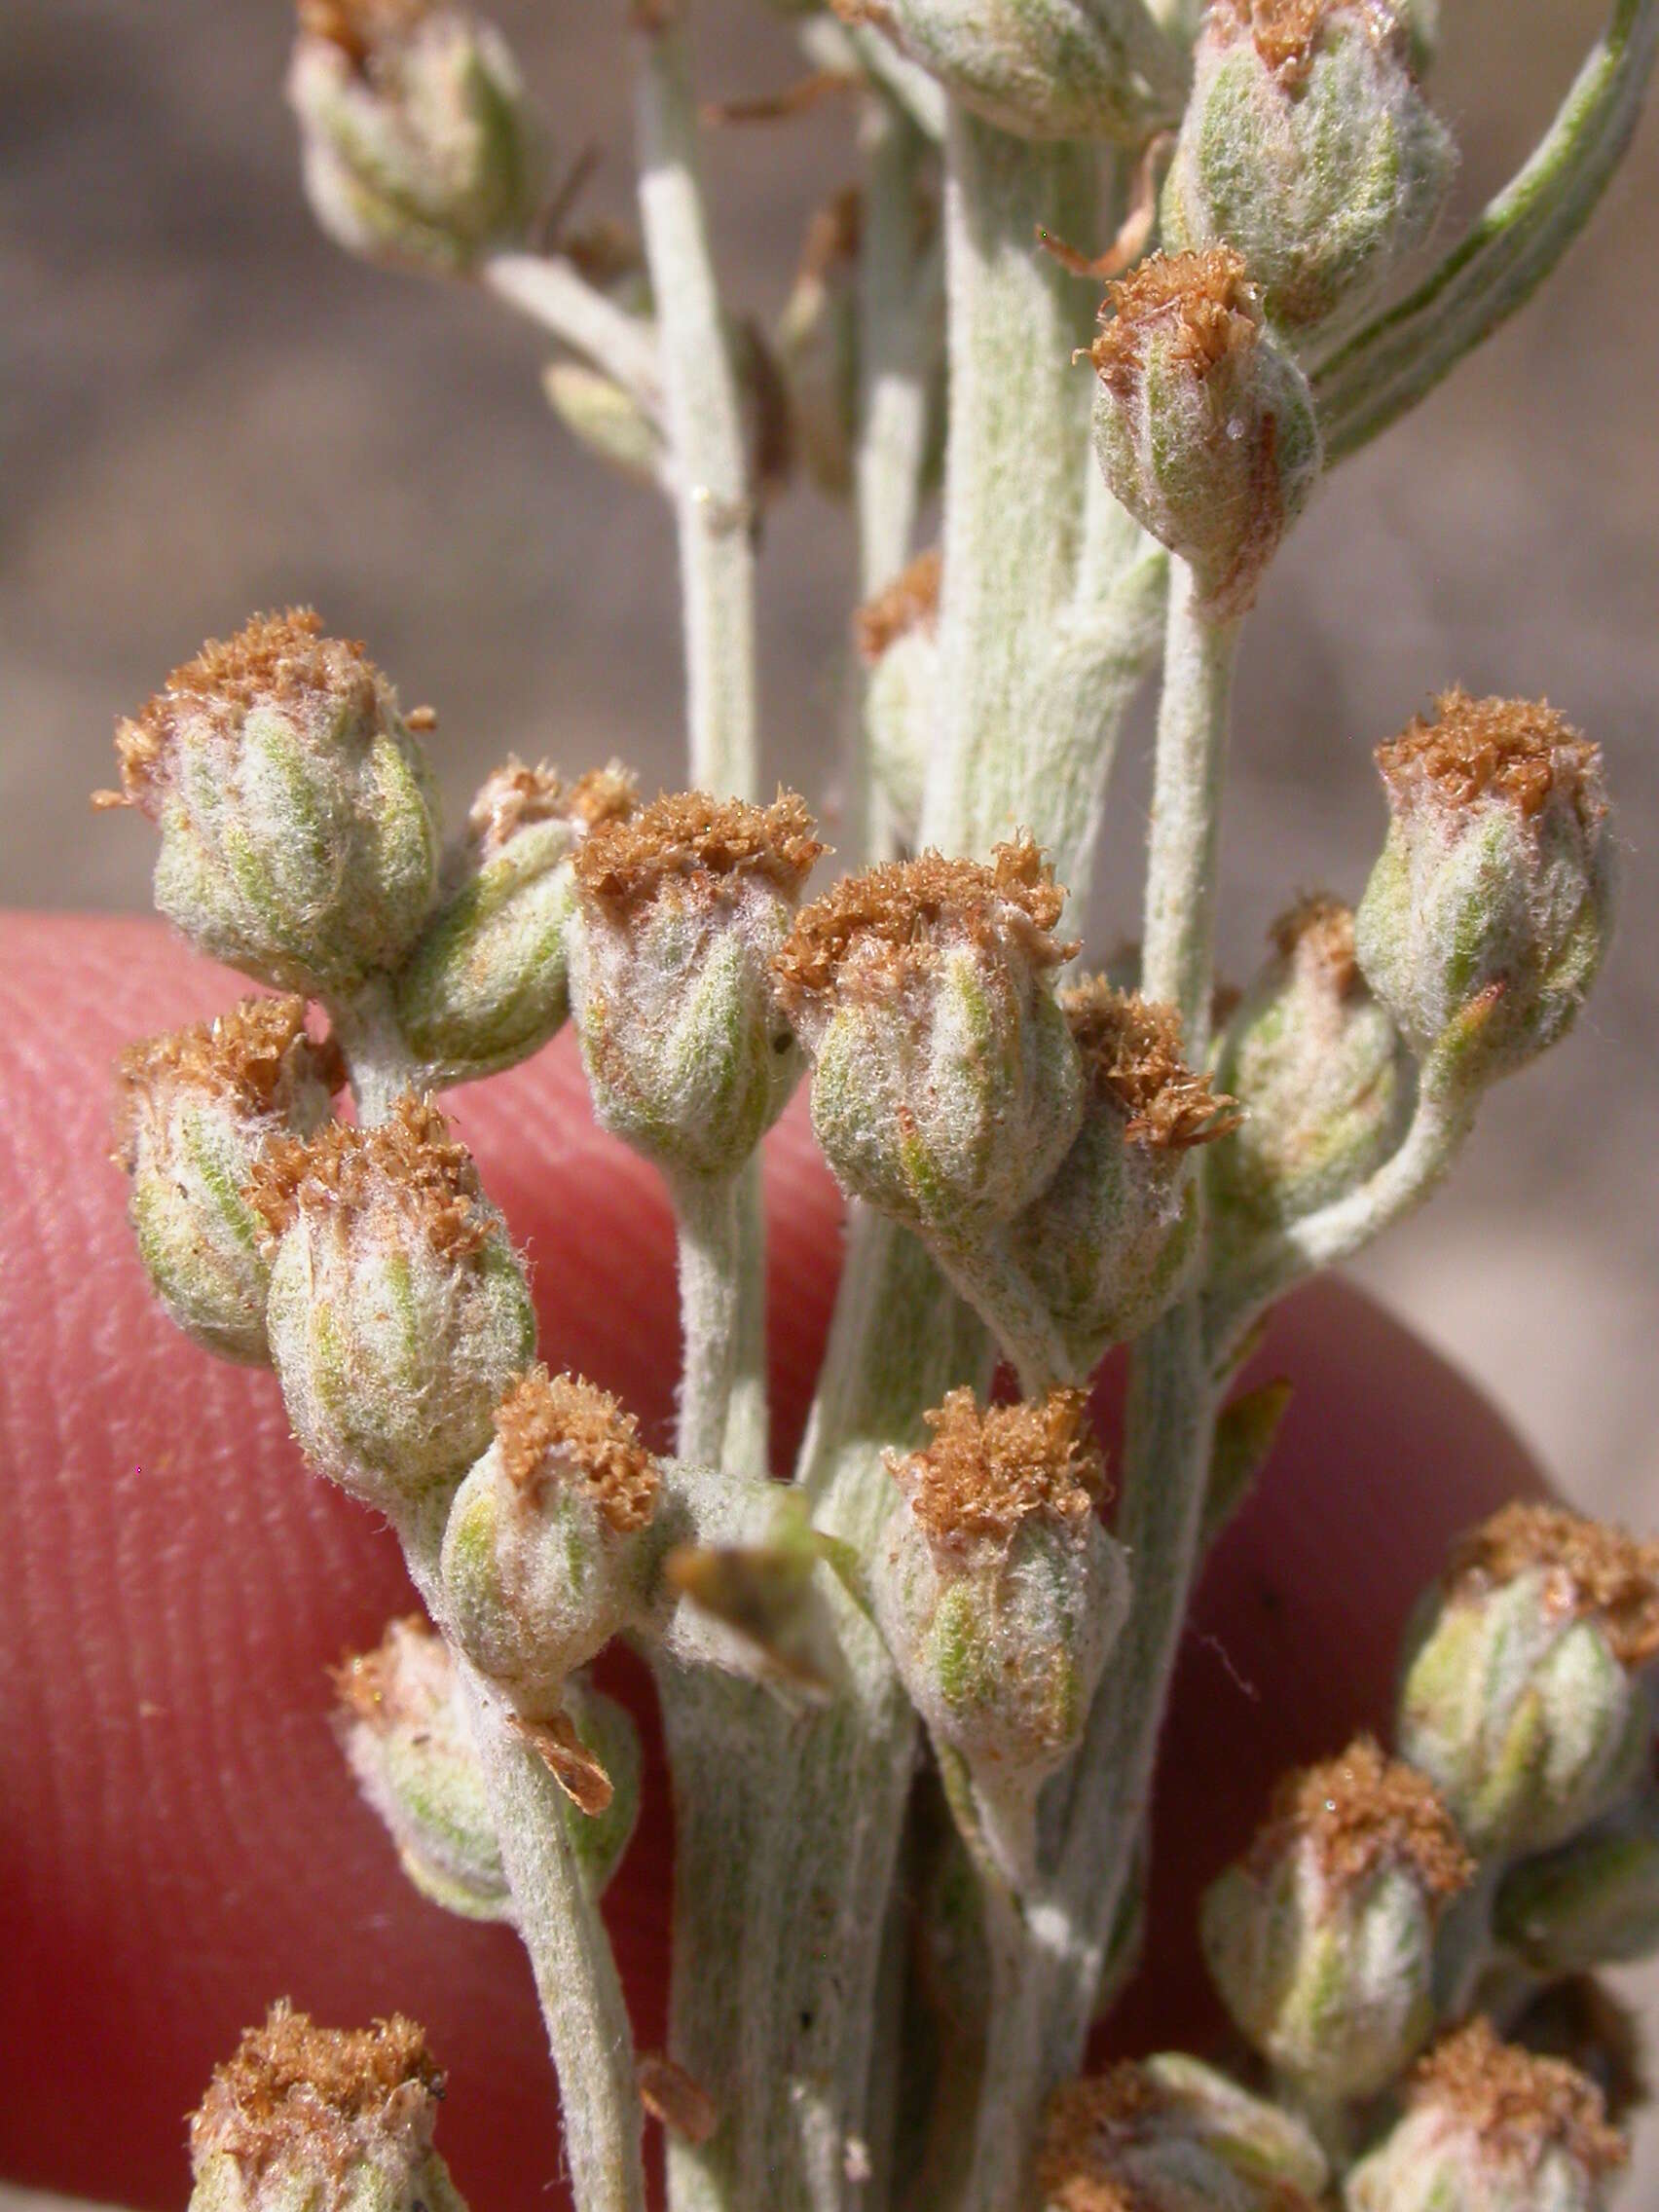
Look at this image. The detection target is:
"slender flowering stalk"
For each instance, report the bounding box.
[94,6,1659,2211]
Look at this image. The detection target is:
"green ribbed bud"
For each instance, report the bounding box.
[775,837,1084,1247]
[1009,981,1238,1370]
[1091,249,1320,616]
[1163,0,1454,344]
[875,1389,1127,1886]
[104,608,440,998]
[189,2005,467,2212]
[1494,1793,1659,1976]
[287,1,544,276]
[251,1097,535,1512]
[569,791,823,1182]
[1345,2018,1627,2212]
[442,1367,670,1721]
[394,759,636,1086]
[114,995,342,1364]
[1209,896,1414,1272]
[1201,1736,1473,2102]
[832,0,1187,142]
[1355,690,1613,1096]
[857,549,940,846]
[1398,1504,1658,1860]
[1039,2053,1328,2212]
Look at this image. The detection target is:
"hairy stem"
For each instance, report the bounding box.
[481,250,664,423]
[633,7,758,802]
[329,974,416,1124]
[671,1169,745,1471]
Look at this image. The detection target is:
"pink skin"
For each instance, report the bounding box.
[0,917,1540,2210]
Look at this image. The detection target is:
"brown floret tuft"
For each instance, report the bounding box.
[856,547,941,665]
[774,837,1072,1014]
[1091,248,1258,399]
[107,608,380,814]
[1251,1734,1473,1902]
[466,756,637,859]
[113,996,344,1172]
[892,1387,1104,1554]
[1412,2018,1627,2178]
[1207,0,1377,86]
[1377,689,1604,829]
[493,1365,660,1533]
[1269,892,1360,997]
[1036,2066,1191,2212]
[572,789,824,920]
[331,1613,447,1730]
[297,0,431,66]
[244,1095,489,1259]
[190,2002,442,2179]
[1446,1502,1659,1669]
[1061,980,1239,1149]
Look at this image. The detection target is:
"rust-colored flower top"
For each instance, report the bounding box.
[191,2003,442,2178]
[1090,246,1260,397]
[1409,2018,1627,2179]
[890,1386,1104,1555]
[1377,687,1606,830]
[113,996,343,1173]
[493,1365,661,1534]
[466,757,637,861]
[1446,1501,1659,1670]
[1250,1734,1473,1902]
[1207,0,1400,87]
[572,789,823,921]
[246,1095,491,1261]
[1061,980,1239,1150]
[856,547,941,666]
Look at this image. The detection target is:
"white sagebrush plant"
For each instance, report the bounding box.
[94,1,1659,2207]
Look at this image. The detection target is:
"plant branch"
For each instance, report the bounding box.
[482,250,665,424]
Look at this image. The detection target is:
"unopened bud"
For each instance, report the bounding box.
[288,1,544,276]
[1355,691,1613,1094]
[248,1097,535,1509]
[544,362,664,486]
[1163,0,1455,344]
[114,996,343,1364]
[101,609,440,998]
[1209,897,1414,1272]
[1008,982,1238,1371]
[189,2004,463,2212]
[774,838,1084,1248]
[1398,1504,1659,1859]
[1038,2053,1328,2212]
[857,548,941,846]
[1494,1794,1659,1977]
[1201,1735,1473,2101]
[442,1367,667,1721]
[570,791,823,1182]
[832,0,1185,143]
[1090,248,1320,616]
[875,1389,1127,1884]
[1345,2018,1627,2212]
[394,759,636,1085]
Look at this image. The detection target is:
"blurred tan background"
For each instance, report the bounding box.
[4,0,1657,2194]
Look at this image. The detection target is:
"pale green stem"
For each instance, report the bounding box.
[671,1168,745,1471]
[920,109,1097,861]
[722,1155,769,1480]
[1140,561,1240,1051]
[329,974,416,1125]
[1313,0,1658,461]
[481,250,664,424]
[460,1665,648,2212]
[1206,1075,1477,1367]
[632,10,758,802]
[930,1228,1073,1399]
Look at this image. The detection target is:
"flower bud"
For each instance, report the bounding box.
[831,0,1185,143]
[394,759,636,1086]
[1494,1794,1659,1976]
[287,1,544,276]
[1398,1504,1659,1860]
[1090,249,1321,616]
[1038,2053,1328,2212]
[1162,0,1455,344]
[774,838,1084,1248]
[1007,982,1238,1371]
[249,1097,535,1510]
[1345,2018,1627,2212]
[1354,691,1613,1094]
[114,996,343,1364]
[189,2004,464,2212]
[875,1388,1127,1884]
[1201,1736,1474,2101]
[1208,897,1414,1271]
[857,548,941,846]
[543,362,664,486]
[100,608,440,999]
[442,1367,668,1721]
[569,791,824,1183]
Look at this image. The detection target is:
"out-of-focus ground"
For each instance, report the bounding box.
[4,0,1657,2196]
